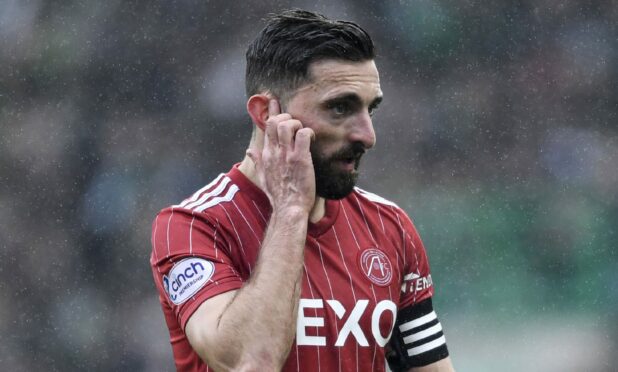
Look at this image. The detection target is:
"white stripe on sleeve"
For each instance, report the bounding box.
[403,322,443,345]
[185,176,231,210]
[194,185,239,212]
[406,335,446,356]
[175,173,224,207]
[399,311,437,332]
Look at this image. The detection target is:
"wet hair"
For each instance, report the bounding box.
[245,9,375,102]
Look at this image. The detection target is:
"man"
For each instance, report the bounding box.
[151,10,454,372]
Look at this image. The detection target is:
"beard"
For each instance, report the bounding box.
[311,142,366,200]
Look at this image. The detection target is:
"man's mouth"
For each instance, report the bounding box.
[338,152,363,170]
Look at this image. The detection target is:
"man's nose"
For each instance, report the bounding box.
[350,112,376,149]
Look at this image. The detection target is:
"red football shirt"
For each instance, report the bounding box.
[150,165,439,371]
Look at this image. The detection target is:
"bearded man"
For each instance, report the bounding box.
[150,9,454,372]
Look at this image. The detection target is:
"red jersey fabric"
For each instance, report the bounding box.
[150,164,436,371]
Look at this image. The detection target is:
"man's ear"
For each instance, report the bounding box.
[246,94,270,131]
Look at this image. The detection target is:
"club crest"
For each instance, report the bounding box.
[358,248,392,287]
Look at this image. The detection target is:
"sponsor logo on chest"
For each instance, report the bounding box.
[296,298,397,347]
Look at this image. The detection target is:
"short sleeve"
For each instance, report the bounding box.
[387,211,449,370]
[150,207,243,330]
[398,211,434,308]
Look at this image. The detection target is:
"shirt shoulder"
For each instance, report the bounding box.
[171,173,239,214]
[150,172,245,262]
[353,186,400,208]
[351,186,412,226]
[152,171,246,232]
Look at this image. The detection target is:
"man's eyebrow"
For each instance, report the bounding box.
[369,96,383,109]
[323,93,362,105]
[323,93,383,107]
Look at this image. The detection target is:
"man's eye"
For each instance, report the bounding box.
[369,104,380,117]
[331,103,349,116]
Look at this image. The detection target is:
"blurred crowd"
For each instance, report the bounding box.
[1,1,616,370]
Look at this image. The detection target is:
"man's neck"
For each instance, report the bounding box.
[238,156,325,223]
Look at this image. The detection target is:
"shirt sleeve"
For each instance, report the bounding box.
[150,207,243,330]
[386,210,449,370]
[398,211,434,308]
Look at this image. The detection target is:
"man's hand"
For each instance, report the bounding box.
[186,102,315,372]
[247,99,316,213]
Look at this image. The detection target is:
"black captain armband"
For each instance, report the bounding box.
[386,298,449,371]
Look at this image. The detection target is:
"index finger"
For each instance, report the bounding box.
[268,99,281,118]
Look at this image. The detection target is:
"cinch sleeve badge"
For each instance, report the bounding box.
[163,258,215,305]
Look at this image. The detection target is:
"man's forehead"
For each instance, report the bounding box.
[301,59,382,100]
[309,59,380,84]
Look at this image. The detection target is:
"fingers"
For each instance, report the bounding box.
[256,100,316,211]
[293,128,315,154]
[277,119,303,148]
[264,100,287,148]
[265,99,303,149]
[263,98,311,154]
[264,115,279,148]
[268,99,281,118]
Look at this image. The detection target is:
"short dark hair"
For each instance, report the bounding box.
[245,9,375,102]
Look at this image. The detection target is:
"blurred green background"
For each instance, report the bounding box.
[0,1,616,371]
